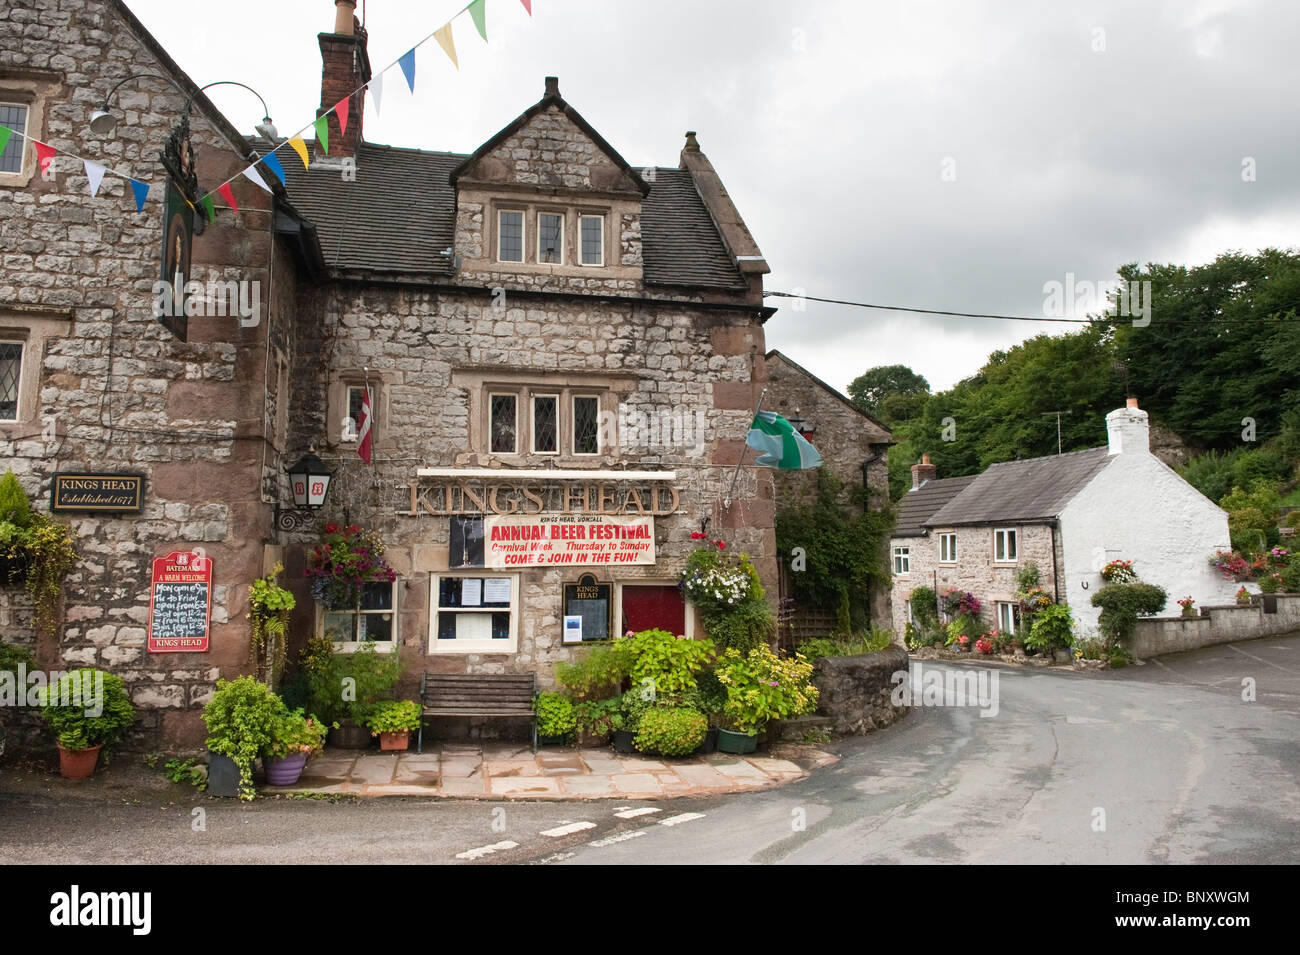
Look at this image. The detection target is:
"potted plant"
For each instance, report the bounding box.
[1235,586,1253,606]
[714,645,818,754]
[263,708,327,785]
[247,562,296,686]
[679,534,775,653]
[634,706,707,757]
[1177,596,1197,618]
[612,690,650,753]
[690,668,727,754]
[306,642,403,749]
[202,676,285,799]
[0,471,78,644]
[535,692,576,746]
[363,700,421,751]
[1101,559,1138,584]
[573,696,620,748]
[305,522,397,611]
[38,668,135,779]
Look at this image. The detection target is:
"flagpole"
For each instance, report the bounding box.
[723,386,767,509]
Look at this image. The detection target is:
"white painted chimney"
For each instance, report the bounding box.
[1106,397,1150,456]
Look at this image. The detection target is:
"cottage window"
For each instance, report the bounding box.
[572,394,600,455]
[0,103,26,174]
[0,340,21,421]
[939,532,957,563]
[893,546,910,575]
[580,214,604,266]
[538,212,564,264]
[532,393,558,454]
[489,393,518,454]
[996,601,1021,634]
[994,528,1018,562]
[498,210,524,263]
[431,573,519,654]
[323,581,397,647]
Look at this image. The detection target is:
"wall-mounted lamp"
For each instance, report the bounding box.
[276,450,334,531]
[89,75,276,140]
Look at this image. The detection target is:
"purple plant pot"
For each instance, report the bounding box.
[264,752,310,786]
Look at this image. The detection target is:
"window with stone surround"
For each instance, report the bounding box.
[322,581,398,648]
[939,532,957,563]
[531,393,558,453]
[893,545,910,575]
[996,601,1021,634]
[580,214,604,266]
[430,573,520,654]
[537,212,564,264]
[498,210,524,262]
[0,103,27,174]
[994,528,1018,563]
[489,393,518,454]
[481,384,612,459]
[0,340,21,421]
[572,394,600,455]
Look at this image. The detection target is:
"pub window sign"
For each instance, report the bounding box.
[562,574,611,643]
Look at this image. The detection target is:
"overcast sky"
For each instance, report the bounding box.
[125,0,1300,393]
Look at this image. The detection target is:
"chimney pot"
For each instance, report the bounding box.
[334,0,356,34]
[544,76,560,98]
[1126,397,1139,409]
[684,130,700,152]
[921,453,931,465]
[910,454,938,490]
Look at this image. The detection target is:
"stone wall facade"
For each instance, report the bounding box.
[812,646,909,735]
[1128,595,1300,659]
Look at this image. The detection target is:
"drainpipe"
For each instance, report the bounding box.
[1048,520,1061,603]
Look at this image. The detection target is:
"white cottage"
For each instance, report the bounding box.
[889,399,1237,638]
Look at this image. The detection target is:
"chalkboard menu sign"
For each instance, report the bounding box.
[147,551,212,653]
[562,574,611,643]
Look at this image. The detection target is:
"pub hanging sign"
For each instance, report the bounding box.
[50,472,145,513]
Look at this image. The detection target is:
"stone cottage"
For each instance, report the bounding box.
[0,0,782,747]
[888,399,1237,639]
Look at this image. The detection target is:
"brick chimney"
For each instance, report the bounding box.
[911,453,937,490]
[1106,397,1150,456]
[317,0,370,159]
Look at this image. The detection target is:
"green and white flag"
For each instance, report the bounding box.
[745,410,823,470]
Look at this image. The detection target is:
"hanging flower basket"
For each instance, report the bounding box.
[305,523,397,610]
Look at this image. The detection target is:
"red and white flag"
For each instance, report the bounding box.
[357,386,373,465]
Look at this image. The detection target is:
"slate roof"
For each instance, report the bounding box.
[268,144,745,288]
[924,446,1113,528]
[893,475,979,538]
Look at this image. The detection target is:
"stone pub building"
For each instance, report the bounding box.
[0,0,780,746]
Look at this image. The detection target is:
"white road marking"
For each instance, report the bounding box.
[1227,643,1297,674]
[455,840,519,860]
[589,830,647,848]
[614,807,662,819]
[540,821,597,837]
[660,812,705,827]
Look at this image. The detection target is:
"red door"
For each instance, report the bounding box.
[621,585,686,636]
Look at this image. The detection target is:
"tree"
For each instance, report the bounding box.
[847,364,930,422]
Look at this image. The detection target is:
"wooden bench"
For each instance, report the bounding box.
[418,672,537,754]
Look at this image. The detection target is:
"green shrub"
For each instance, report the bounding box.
[361,700,421,735]
[1232,448,1291,491]
[573,696,622,738]
[1073,637,1107,660]
[798,628,892,661]
[616,688,653,733]
[1258,573,1280,594]
[163,756,207,790]
[555,642,632,700]
[535,692,576,738]
[1090,583,1167,648]
[622,628,715,697]
[1280,561,1300,593]
[306,642,401,724]
[202,676,285,800]
[0,638,36,672]
[909,586,939,629]
[634,706,707,756]
[714,645,819,734]
[1179,450,1241,503]
[265,708,328,758]
[0,471,33,528]
[39,668,136,753]
[1024,603,1074,653]
[1221,483,1282,552]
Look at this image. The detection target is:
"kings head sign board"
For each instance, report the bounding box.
[147,551,212,653]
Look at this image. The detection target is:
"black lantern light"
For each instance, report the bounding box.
[286,451,333,508]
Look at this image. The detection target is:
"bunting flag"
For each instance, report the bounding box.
[242,164,272,193]
[399,47,417,91]
[745,410,823,470]
[357,385,373,465]
[200,195,215,222]
[520,0,532,14]
[259,151,286,187]
[287,136,310,170]
[469,0,488,41]
[368,71,384,113]
[313,115,329,154]
[217,182,238,213]
[83,160,106,198]
[32,140,57,174]
[0,126,12,156]
[433,24,458,68]
[336,96,350,137]
[129,178,150,212]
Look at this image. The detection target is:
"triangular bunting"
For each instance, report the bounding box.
[336,96,349,137]
[200,195,215,222]
[259,151,286,187]
[469,0,488,42]
[433,24,457,69]
[288,136,310,170]
[242,164,272,193]
[399,47,417,90]
[83,160,106,198]
[369,71,384,114]
[129,178,149,212]
[0,126,12,156]
[217,182,238,213]
[520,0,531,14]
[314,115,329,154]
[32,140,57,173]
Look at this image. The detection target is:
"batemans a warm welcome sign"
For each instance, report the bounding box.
[484,514,655,568]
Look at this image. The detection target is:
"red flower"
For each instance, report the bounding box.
[690,531,706,540]
[324,523,339,534]
[717,541,726,550]
[347,524,360,533]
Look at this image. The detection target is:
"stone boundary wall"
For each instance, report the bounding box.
[812,646,909,734]
[1129,595,1300,659]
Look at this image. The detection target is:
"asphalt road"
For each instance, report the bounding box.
[2,635,1298,865]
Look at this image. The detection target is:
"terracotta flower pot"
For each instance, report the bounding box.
[57,743,103,780]
[378,730,410,752]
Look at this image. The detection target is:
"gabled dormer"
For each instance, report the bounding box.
[451,77,649,289]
